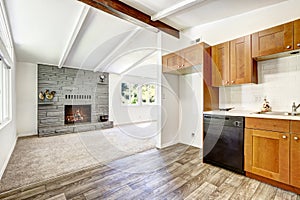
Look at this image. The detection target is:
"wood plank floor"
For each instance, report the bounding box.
[0,143,299,200]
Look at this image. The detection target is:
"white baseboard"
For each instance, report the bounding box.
[114,120,157,127]
[160,140,179,149]
[179,140,202,148]
[0,135,17,180]
[18,131,37,137]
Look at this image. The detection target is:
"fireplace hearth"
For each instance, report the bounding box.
[65,105,91,124]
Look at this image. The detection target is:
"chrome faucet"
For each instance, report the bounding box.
[292,102,300,115]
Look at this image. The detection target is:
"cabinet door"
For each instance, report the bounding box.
[212,42,230,86]
[252,22,293,57]
[162,52,181,73]
[291,133,300,187]
[230,35,256,85]
[244,128,290,184]
[181,44,203,69]
[294,20,300,50]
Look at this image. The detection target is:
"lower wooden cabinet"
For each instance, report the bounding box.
[245,117,300,189]
[291,133,300,188]
[245,128,290,184]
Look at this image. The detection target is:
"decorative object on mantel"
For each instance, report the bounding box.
[99,74,106,82]
[38,89,56,101]
[39,91,45,100]
[261,97,272,112]
[45,90,56,100]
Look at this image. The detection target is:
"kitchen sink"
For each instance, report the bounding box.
[251,111,300,116]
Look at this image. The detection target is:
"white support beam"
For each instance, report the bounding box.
[58,5,90,68]
[121,49,157,74]
[151,0,205,21]
[93,27,141,72]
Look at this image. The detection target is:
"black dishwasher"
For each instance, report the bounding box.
[203,114,245,175]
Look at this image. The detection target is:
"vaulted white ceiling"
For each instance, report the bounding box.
[4,0,287,73]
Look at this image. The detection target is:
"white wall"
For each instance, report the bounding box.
[179,73,203,148]
[16,62,37,136]
[161,74,180,147]
[183,0,300,45]
[220,55,300,112]
[0,62,17,179]
[109,73,159,125]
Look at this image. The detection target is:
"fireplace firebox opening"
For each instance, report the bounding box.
[65,105,91,124]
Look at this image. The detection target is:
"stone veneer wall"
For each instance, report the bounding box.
[38,64,112,136]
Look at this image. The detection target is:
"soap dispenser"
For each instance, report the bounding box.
[261,97,272,112]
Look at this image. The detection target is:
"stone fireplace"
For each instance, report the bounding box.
[38,64,113,136]
[64,105,91,124]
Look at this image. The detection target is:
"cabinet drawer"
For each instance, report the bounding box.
[290,120,300,133]
[245,117,289,132]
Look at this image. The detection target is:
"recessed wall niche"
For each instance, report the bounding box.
[37,64,112,136]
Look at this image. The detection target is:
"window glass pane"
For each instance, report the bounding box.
[121,82,130,104]
[149,84,156,104]
[3,65,9,120]
[130,84,138,104]
[142,84,148,104]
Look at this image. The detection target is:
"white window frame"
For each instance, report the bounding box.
[0,58,11,127]
[120,82,157,106]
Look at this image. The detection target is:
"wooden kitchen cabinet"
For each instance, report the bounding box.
[291,133,300,188]
[252,22,293,58]
[294,19,300,50]
[162,52,181,73]
[212,36,257,86]
[162,43,210,75]
[230,35,257,85]
[245,128,290,184]
[290,120,300,188]
[245,118,290,184]
[212,42,230,86]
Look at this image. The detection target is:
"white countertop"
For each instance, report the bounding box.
[203,110,300,121]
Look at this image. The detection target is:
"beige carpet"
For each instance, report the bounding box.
[0,122,157,192]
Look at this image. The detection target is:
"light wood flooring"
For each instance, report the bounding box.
[0,144,299,200]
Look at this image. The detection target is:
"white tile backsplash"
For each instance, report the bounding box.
[219,54,300,112]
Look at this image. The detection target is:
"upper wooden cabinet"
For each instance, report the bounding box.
[252,20,300,59]
[162,52,181,73]
[294,19,300,50]
[212,42,229,86]
[212,36,257,87]
[162,43,210,75]
[230,35,257,85]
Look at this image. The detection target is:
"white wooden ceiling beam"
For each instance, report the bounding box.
[121,49,157,74]
[58,5,90,68]
[151,0,205,21]
[93,27,141,72]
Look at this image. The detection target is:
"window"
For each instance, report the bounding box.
[121,83,139,105]
[142,84,156,105]
[121,82,156,105]
[0,58,11,124]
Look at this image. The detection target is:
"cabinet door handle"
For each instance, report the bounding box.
[231,80,235,84]
[294,136,299,141]
[282,135,287,139]
[297,43,300,47]
[286,45,291,49]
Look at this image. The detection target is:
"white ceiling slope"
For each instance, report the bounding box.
[121,0,287,30]
[5,0,288,73]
